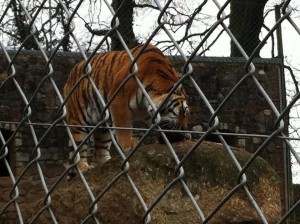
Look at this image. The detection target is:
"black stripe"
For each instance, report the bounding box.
[110,51,119,68]
[119,51,128,64]
[141,47,163,56]
[147,58,166,65]
[156,69,176,82]
[145,85,151,92]
[76,94,90,127]
[95,139,112,144]
[131,44,144,54]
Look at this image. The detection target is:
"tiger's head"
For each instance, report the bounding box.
[135,44,190,142]
[149,84,191,143]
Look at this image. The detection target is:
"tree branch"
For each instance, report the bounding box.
[84,23,110,36]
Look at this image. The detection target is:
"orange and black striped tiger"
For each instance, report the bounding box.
[64,44,189,177]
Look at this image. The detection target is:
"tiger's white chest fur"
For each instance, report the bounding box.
[129,88,152,123]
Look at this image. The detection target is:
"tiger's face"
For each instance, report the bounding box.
[149,84,190,143]
[159,94,189,131]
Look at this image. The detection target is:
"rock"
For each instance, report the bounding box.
[24,140,281,223]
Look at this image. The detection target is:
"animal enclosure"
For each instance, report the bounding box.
[1,0,300,223]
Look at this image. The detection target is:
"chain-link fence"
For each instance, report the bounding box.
[1,0,300,223]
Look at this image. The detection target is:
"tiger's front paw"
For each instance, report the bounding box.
[120,138,137,153]
[78,159,94,172]
[99,154,111,164]
[66,160,94,181]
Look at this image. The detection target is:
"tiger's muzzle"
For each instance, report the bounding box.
[157,119,191,144]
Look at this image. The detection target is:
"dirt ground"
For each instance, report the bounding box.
[22,140,281,224]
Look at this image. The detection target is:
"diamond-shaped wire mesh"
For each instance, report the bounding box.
[0,0,300,223]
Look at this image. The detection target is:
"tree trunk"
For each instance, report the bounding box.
[11,0,39,50]
[111,0,138,50]
[59,3,71,51]
[229,0,268,57]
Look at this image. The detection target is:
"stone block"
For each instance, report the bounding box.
[237,138,246,148]
[253,137,262,144]
[15,152,29,162]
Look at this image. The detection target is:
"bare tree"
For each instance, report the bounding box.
[0,0,275,56]
[79,0,139,51]
[229,0,269,57]
[133,0,214,55]
[0,0,74,51]
[58,0,74,51]
[80,0,216,54]
[111,0,138,50]
[10,0,39,50]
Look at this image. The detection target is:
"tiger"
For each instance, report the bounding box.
[64,44,190,178]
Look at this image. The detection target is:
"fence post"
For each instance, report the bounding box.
[275,5,284,58]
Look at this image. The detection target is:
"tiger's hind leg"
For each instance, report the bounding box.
[66,131,94,180]
[93,128,112,165]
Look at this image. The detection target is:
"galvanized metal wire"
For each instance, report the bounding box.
[1,0,300,223]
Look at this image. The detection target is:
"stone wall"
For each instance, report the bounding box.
[0,51,82,176]
[0,51,284,173]
[0,51,287,219]
[172,57,286,173]
[173,57,287,209]
[0,51,286,175]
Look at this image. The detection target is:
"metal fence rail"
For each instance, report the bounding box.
[0,0,300,223]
